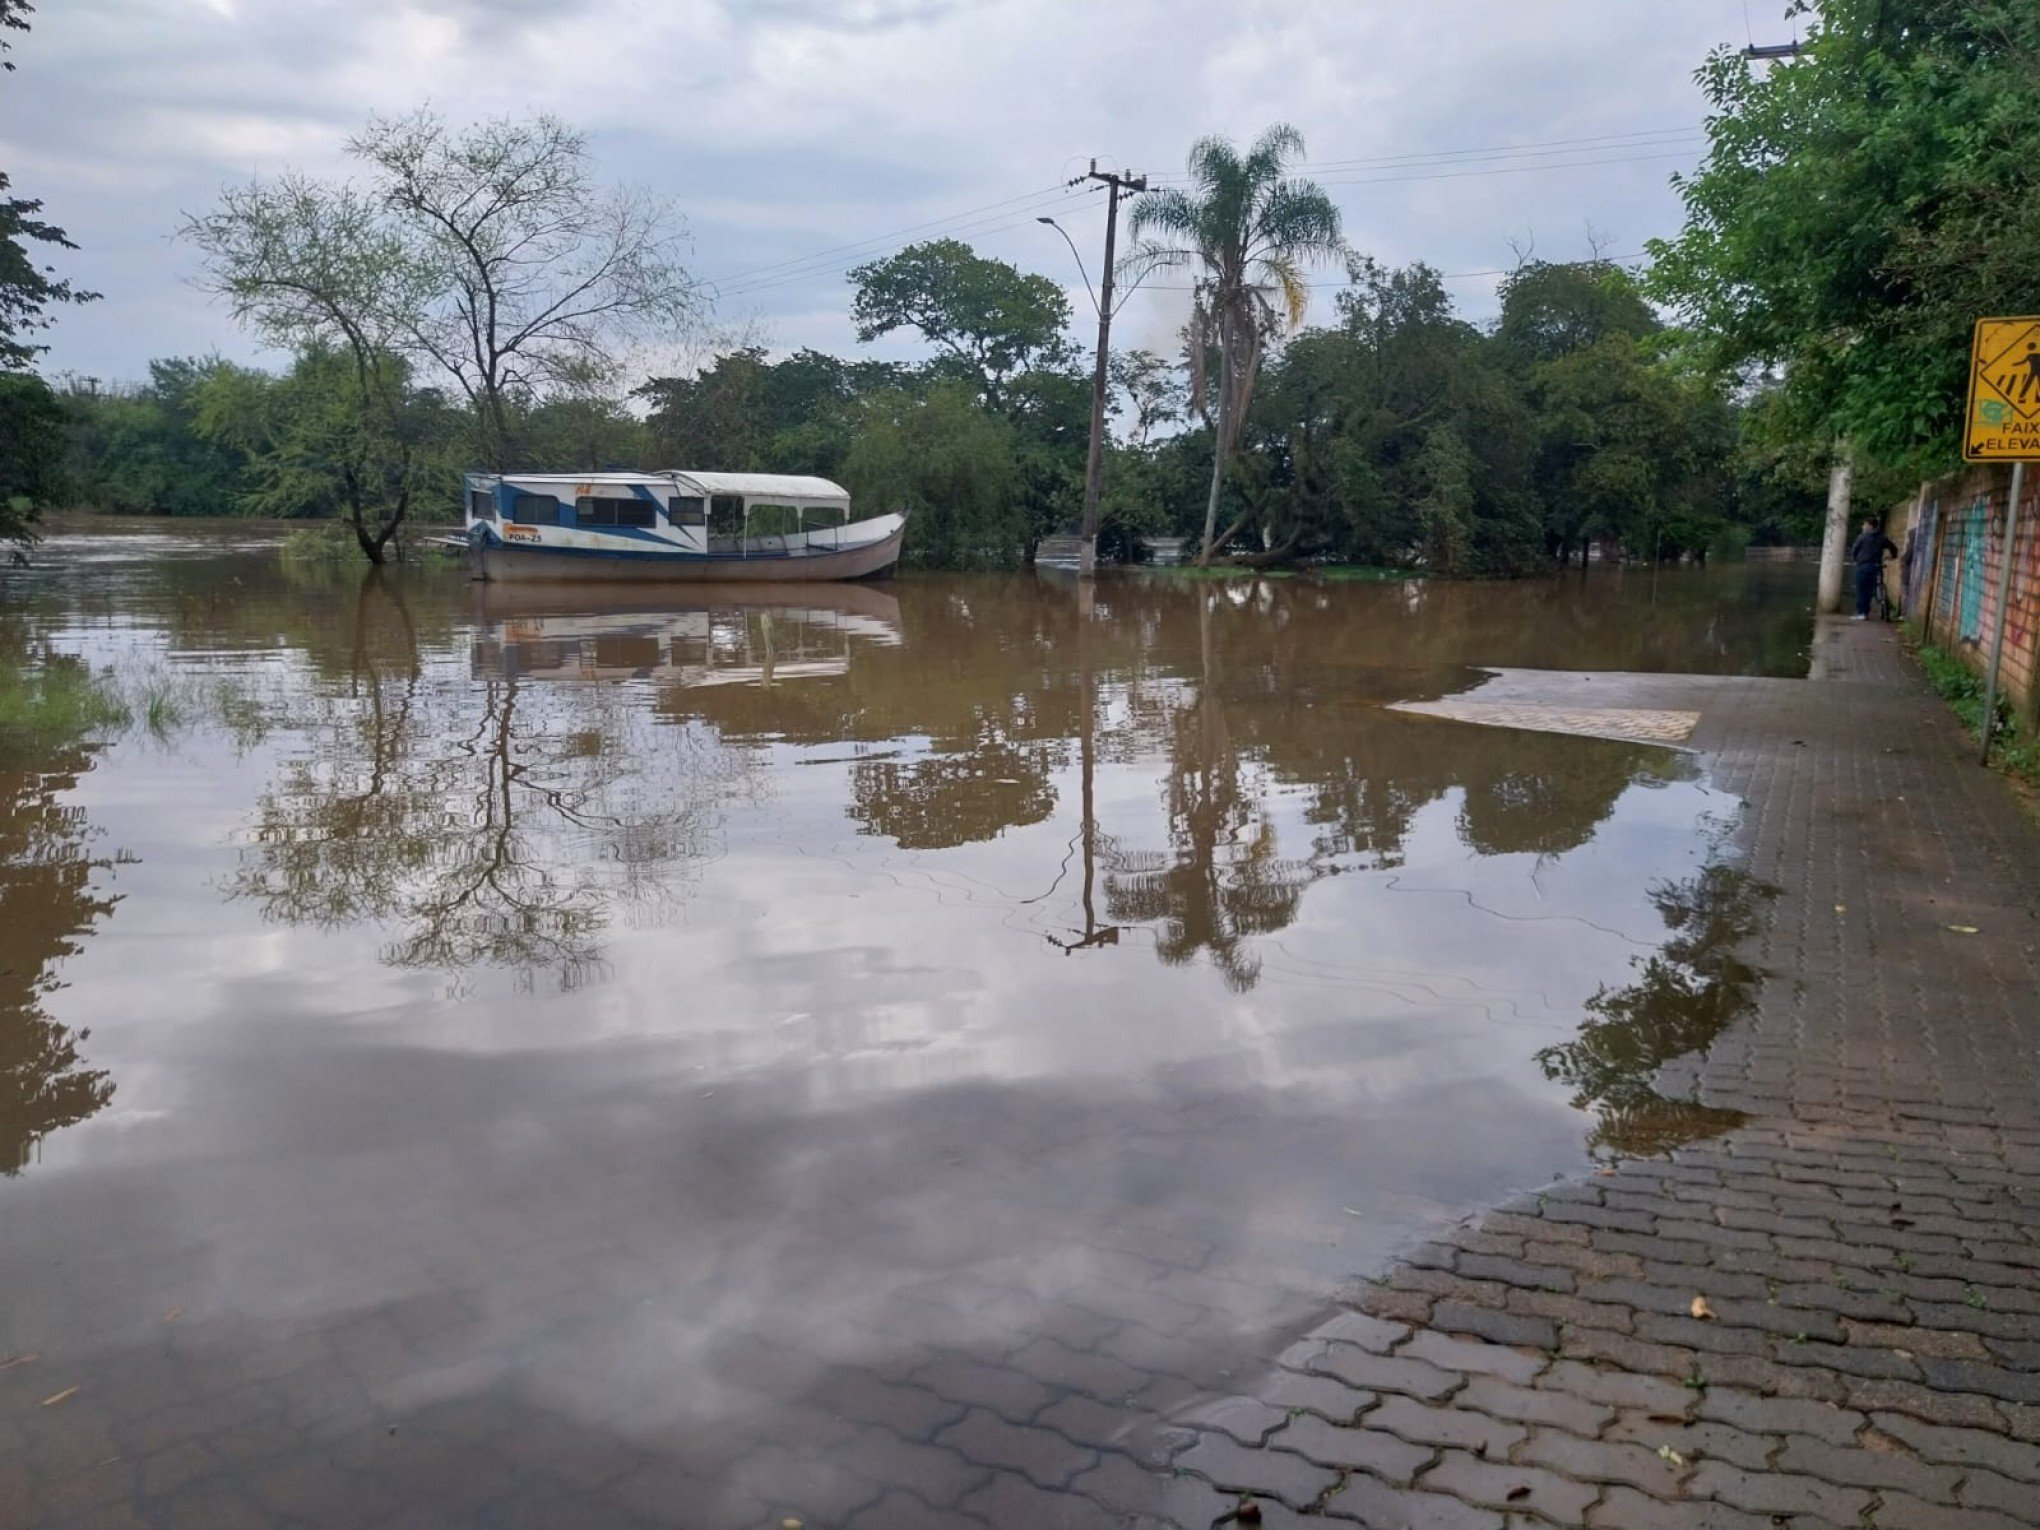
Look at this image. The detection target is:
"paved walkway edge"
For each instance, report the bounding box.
[1155,620,2040,1529]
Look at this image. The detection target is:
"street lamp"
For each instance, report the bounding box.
[1036,217,1100,319]
[1034,162,1145,578]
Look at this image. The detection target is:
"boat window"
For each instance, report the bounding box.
[708,495,746,538]
[668,495,706,527]
[747,503,801,537]
[575,496,656,529]
[800,505,847,532]
[510,493,560,525]
[469,490,496,521]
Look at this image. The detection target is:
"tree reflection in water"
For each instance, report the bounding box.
[1106,690,1308,993]
[227,575,757,992]
[0,661,121,1172]
[1536,861,1774,1156]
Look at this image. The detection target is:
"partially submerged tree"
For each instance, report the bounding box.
[1124,125,1345,564]
[192,349,466,532]
[186,111,702,546]
[185,180,430,561]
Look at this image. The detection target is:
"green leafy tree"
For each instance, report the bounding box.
[0,0,96,548]
[0,177,96,374]
[192,348,466,533]
[1,1,97,376]
[1231,258,1541,573]
[1492,258,1660,371]
[1532,334,1733,562]
[1648,0,2040,472]
[0,371,65,540]
[848,239,1073,409]
[61,358,254,517]
[1125,125,1345,564]
[840,380,1025,567]
[518,358,648,472]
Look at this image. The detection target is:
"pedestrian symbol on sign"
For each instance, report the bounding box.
[1964,317,2040,461]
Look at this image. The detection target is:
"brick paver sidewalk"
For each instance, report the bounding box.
[1116,619,2040,1528]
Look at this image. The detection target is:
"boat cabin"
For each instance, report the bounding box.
[464,471,866,556]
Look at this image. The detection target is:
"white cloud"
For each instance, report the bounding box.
[3,0,1786,381]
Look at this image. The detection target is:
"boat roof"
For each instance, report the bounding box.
[671,471,849,503]
[475,470,850,503]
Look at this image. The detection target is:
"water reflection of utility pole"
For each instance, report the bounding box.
[1050,582,1120,953]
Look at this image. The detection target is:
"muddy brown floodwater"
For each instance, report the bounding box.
[0,526,1813,1528]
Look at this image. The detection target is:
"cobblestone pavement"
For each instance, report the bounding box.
[1109,619,2040,1528]
[8,618,2039,1528]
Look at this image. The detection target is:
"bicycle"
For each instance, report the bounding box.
[1873,560,1900,622]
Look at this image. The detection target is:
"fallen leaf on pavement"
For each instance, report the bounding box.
[1690,1296,1716,1320]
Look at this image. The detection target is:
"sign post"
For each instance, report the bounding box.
[1963,318,2040,764]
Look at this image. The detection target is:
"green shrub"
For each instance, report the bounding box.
[1911,637,2040,786]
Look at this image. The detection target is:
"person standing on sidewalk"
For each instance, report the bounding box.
[1850,515,1897,619]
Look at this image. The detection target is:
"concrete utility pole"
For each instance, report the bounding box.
[1054,162,1147,580]
[1817,453,1854,613]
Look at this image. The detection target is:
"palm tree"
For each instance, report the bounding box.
[1124,125,1344,565]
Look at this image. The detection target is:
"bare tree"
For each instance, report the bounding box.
[188,107,702,519]
[351,109,703,468]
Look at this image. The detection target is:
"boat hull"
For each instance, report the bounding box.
[473,526,904,584]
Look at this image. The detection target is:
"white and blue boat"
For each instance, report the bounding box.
[461,471,905,584]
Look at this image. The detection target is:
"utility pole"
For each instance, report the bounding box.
[1817,452,1854,613]
[1075,161,1146,579]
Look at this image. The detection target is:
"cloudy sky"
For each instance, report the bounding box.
[5,0,1793,385]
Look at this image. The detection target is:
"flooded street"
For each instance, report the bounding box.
[0,528,1812,1527]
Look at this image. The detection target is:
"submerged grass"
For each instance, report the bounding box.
[278,523,358,564]
[0,653,132,741]
[1139,563,1295,580]
[1909,633,2040,788]
[1138,561,1421,582]
[1309,564,1425,583]
[0,649,242,755]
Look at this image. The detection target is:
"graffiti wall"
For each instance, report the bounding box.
[1895,465,2040,721]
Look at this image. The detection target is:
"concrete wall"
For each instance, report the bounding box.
[1898,464,2040,721]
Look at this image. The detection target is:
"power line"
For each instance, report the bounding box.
[712,185,1104,301]
[703,129,1701,311]
[1307,148,1698,191]
[1145,126,1703,182]
[703,126,1704,307]
[701,181,1073,290]
[1137,254,1648,292]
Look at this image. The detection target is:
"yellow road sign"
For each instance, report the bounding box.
[1965,316,2040,461]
